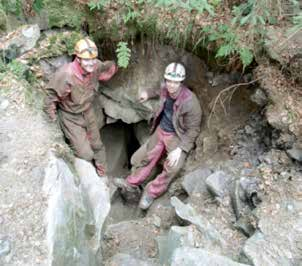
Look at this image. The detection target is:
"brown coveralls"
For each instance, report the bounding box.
[126,84,202,198]
[44,59,117,167]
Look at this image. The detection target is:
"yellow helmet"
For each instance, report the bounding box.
[74,38,98,59]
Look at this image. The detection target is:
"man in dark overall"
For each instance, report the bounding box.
[114,62,202,209]
[44,38,117,176]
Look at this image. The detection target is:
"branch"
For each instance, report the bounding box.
[207,76,265,129]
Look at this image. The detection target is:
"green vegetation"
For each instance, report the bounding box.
[116,41,131,68]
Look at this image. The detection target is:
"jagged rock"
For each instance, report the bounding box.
[250,88,268,107]
[181,167,212,196]
[171,247,249,266]
[205,170,230,198]
[286,143,302,162]
[157,225,205,265]
[102,218,159,261]
[105,253,159,266]
[74,158,111,253]
[147,198,177,229]
[206,72,241,87]
[171,197,229,254]
[230,177,261,236]
[0,25,40,61]
[243,229,302,266]
[43,152,96,266]
[242,188,302,266]
[100,94,144,124]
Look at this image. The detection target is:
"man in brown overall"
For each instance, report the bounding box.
[114,62,202,209]
[44,38,117,176]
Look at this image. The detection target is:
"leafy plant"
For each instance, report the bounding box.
[116,41,131,68]
[33,0,44,13]
[7,60,29,80]
[1,0,22,16]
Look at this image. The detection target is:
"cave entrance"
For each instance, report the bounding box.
[100,120,149,178]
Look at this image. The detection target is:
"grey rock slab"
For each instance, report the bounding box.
[74,158,111,253]
[182,167,212,196]
[171,197,228,252]
[205,170,230,198]
[105,253,159,266]
[43,152,96,266]
[0,238,11,257]
[171,247,250,266]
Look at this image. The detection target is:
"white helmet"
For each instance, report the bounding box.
[164,62,186,82]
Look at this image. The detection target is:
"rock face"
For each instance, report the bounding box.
[99,43,207,124]
[265,26,302,83]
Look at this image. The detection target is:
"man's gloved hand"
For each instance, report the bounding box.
[95,163,105,176]
[167,147,182,168]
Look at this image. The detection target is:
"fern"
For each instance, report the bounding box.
[116,42,131,68]
[239,47,254,69]
[33,0,44,13]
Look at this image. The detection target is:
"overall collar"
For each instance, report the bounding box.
[71,59,92,81]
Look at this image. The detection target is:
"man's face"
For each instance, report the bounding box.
[166,79,181,98]
[78,58,97,73]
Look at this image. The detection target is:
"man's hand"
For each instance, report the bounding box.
[95,163,105,176]
[167,147,182,168]
[48,104,57,122]
[139,91,148,103]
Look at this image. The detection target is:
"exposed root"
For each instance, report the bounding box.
[207,76,264,129]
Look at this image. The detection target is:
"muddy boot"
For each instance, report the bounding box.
[113,178,138,192]
[139,190,154,210]
[113,177,142,203]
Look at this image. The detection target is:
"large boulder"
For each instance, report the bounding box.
[43,153,96,266]
[170,197,229,255]
[74,158,111,253]
[171,247,249,266]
